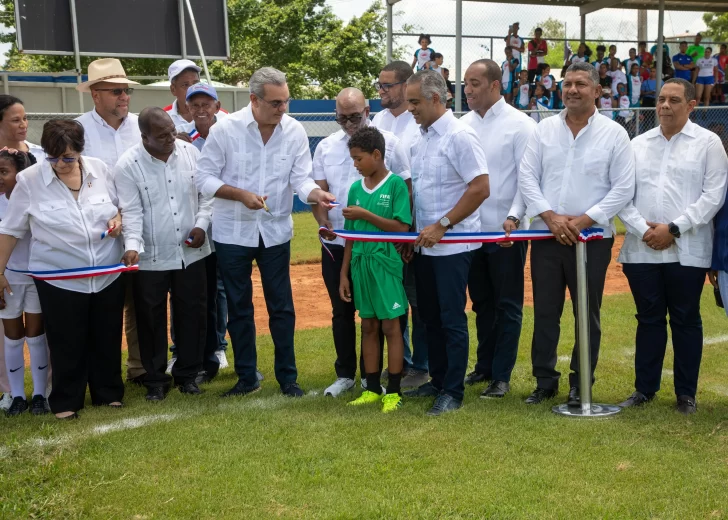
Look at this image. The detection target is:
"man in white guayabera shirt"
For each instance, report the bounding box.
[312,87,412,397]
[371,60,430,390]
[400,70,490,416]
[461,59,536,399]
[194,67,335,399]
[74,58,145,385]
[617,78,728,415]
[519,61,635,407]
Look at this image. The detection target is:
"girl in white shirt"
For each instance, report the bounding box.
[0,150,49,417]
[696,47,718,109]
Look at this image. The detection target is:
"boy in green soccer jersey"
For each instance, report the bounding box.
[338,127,411,413]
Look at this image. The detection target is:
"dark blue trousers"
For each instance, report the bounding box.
[468,242,527,382]
[414,251,473,401]
[622,262,706,398]
[215,237,297,388]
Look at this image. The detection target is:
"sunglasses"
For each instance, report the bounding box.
[260,97,292,109]
[335,112,365,125]
[46,156,79,164]
[374,80,406,92]
[93,88,135,96]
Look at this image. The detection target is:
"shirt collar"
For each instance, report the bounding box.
[336,119,371,141]
[140,143,180,164]
[558,106,599,125]
[473,97,506,122]
[168,100,179,115]
[422,109,454,136]
[40,157,99,186]
[90,108,128,131]
[651,118,697,140]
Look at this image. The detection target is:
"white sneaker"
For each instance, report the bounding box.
[166,356,177,375]
[324,377,355,397]
[0,393,11,411]
[216,350,229,369]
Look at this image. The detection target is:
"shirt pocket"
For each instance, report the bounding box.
[37,199,72,228]
[582,150,610,182]
[179,170,198,208]
[324,154,356,202]
[272,153,294,178]
[87,192,118,226]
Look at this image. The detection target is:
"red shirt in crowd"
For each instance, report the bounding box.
[527,39,548,70]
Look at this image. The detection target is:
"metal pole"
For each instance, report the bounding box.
[575,241,592,413]
[455,0,462,113]
[637,9,648,42]
[69,0,84,112]
[489,38,493,60]
[552,240,621,417]
[656,0,665,96]
[634,107,640,136]
[386,1,393,63]
[580,14,586,44]
[184,0,212,84]
[179,0,188,58]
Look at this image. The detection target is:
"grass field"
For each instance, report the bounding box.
[2,287,728,519]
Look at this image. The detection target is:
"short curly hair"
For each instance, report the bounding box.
[347,126,386,157]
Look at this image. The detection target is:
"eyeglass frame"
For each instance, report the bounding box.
[258,96,292,109]
[46,156,79,164]
[335,110,367,126]
[374,80,406,92]
[92,88,135,96]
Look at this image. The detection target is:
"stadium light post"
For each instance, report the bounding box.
[455,0,462,113]
[386,0,401,64]
[552,241,622,418]
[69,0,84,112]
[184,0,212,85]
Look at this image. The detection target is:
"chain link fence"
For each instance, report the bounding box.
[26,107,728,152]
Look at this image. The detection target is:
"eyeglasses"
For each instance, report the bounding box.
[374,80,406,92]
[93,88,135,96]
[259,97,291,109]
[335,112,365,125]
[46,156,78,164]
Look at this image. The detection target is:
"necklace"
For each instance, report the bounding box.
[55,162,83,193]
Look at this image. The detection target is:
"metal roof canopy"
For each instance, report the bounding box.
[385,0,728,113]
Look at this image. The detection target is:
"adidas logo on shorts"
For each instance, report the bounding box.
[392,302,401,310]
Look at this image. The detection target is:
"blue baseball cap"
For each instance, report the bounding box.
[186,83,218,101]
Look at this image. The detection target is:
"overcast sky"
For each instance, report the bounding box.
[1,1,708,70]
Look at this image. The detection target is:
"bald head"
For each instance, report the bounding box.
[335,87,369,137]
[139,106,173,134]
[336,87,367,112]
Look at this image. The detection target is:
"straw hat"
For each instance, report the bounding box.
[76,58,140,93]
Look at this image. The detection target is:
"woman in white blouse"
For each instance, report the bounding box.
[0,120,125,420]
[0,95,44,161]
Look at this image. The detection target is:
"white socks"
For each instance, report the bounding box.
[26,334,49,398]
[3,334,50,400]
[4,336,25,400]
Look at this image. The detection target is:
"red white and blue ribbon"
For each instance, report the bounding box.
[317,227,604,260]
[7,263,139,281]
[323,227,604,244]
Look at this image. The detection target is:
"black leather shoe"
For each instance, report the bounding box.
[525,387,557,404]
[403,381,440,398]
[222,380,261,398]
[480,380,510,399]
[676,395,696,415]
[30,395,49,415]
[5,396,28,416]
[56,412,79,420]
[426,394,463,416]
[464,371,489,386]
[145,387,167,402]
[567,386,581,407]
[195,371,216,385]
[281,382,304,397]
[179,381,202,395]
[619,391,654,408]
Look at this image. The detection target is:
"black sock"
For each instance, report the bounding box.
[366,372,382,394]
[386,371,402,396]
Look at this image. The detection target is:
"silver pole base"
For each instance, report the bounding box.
[552,403,622,417]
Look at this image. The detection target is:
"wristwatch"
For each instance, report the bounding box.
[506,216,521,228]
[668,222,681,238]
[439,216,454,230]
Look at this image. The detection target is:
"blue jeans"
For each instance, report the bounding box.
[467,242,526,382]
[215,238,297,388]
[401,262,428,372]
[414,251,473,401]
[623,262,706,398]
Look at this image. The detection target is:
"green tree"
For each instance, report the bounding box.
[0,0,388,99]
[703,12,728,42]
[533,18,603,73]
